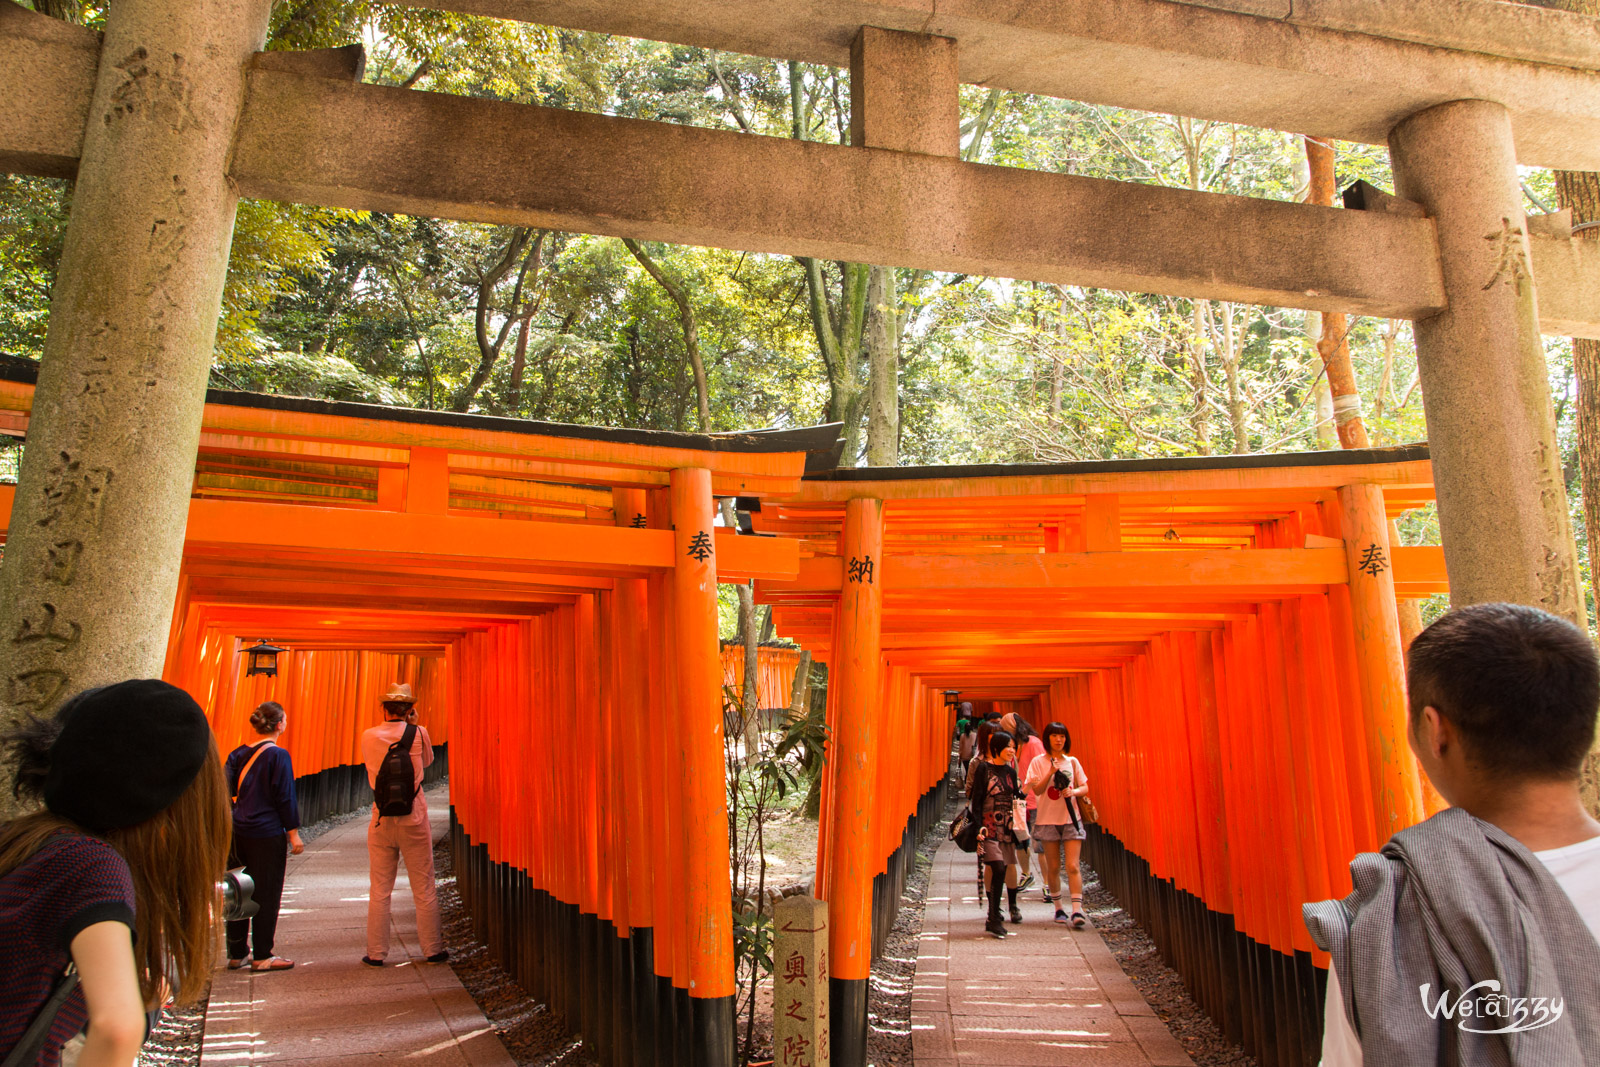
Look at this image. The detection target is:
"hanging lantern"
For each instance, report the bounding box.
[943,689,961,708]
[244,639,288,678]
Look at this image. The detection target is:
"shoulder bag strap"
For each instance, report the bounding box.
[1066,756,1084,832]
[1,966,80,1067]
[400,724,420,799]
[232,741,275,807]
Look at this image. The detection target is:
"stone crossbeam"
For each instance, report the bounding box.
[390,0,1600,172]
[8,13,1600,330]
[225,71,1444,318]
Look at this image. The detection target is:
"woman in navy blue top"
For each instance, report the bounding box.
[224,701,304,971]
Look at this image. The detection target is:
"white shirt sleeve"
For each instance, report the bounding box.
[1320,962,1363,1067]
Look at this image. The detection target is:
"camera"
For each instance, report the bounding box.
[1052,769,1072,792]
[221,868,259,922]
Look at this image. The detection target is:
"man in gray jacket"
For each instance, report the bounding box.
[1305,603,1600,1067]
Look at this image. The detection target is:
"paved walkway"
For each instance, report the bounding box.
[912,839,1194,1066]
[202,785,513,1067]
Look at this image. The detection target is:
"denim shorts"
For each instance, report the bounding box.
[1033,821,1086,842]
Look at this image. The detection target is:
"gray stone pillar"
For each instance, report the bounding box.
[0,0,273,752]
[1389,100,1586,626]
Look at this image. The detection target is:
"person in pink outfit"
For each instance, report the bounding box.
[359,683,447,966]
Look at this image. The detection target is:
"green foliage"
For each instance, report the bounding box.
[722,681,826,1064]
[0,175,67,359]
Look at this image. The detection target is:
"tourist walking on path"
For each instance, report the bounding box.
[966,718,995,904]
[1002,712,1045,891]
[0,680,232,1067]
[969,729,1024,938]
[956,710,974,786]
[1027,722,1090,928]
[360,682,447,967]
[1306,604,1600,1067]
[224,700,304,972]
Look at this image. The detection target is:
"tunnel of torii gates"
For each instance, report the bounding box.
[0,358,1449,1067]
[9,0,1600,1065]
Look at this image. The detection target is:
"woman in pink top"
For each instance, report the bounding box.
[1027,722,1091,927]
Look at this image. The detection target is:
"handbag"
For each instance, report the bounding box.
[1,965,80,1067]
[1066,757,1098,826]
[949,808,979,853]
[1011,797,1031,844]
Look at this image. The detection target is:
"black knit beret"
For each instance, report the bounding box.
[44,680,212,832]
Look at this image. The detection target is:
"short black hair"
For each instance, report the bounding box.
[382,701,413,718]
[987,730,1015,758]
[1407,602,1599,780]
[984,711,1002,721]
[1042,722,1071,754]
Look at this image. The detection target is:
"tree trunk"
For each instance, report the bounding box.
[1374,318,1399,421]
[624,238,712,430]
[506,315,530,410]
[1189,299,1212,455]
[1050,286,1067,428]
[788,650,813,721]
[1219,302,1249,453]
[1305,137,1372,448]
[865,265,899,466]
[719,498,761,760]
[738,582,760,758]
[789,60,873,463]
[453,228,542,412]
[801,258,870,465]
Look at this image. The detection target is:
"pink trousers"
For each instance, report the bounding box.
[366,807,444,960]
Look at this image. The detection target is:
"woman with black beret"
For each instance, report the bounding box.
[0,680,231,1067]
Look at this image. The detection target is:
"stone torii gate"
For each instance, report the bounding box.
[5,0,1600,1062]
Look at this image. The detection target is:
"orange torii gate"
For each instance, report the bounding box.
[0,359,1447,1066]
[0,359,835,1066]
[752,448,1448,1067]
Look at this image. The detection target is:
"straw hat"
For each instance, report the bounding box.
[383,682,415,703]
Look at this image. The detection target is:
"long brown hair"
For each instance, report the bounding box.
[0,738,231,1005]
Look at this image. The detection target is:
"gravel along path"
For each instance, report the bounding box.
[131,1001,206,1067]
[433,834,596,1066]
[425,805,948,1067]
[1081,860,1259,1067]
[862,806,950,1067]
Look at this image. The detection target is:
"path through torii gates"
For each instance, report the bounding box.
[2,0,1598,1064]
[1,360,1452,1067]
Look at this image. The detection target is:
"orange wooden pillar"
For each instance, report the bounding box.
[667,467,735,1066]
[1338,483,1426,838]
[827,495,884,1067]
[645,487,689,1065]
[612,487,657,1065]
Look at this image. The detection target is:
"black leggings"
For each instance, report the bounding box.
[227,832,289,960]
[985,861,1008,925]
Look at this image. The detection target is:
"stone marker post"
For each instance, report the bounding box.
[773,895,830,1067]
[0,0,274,806]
